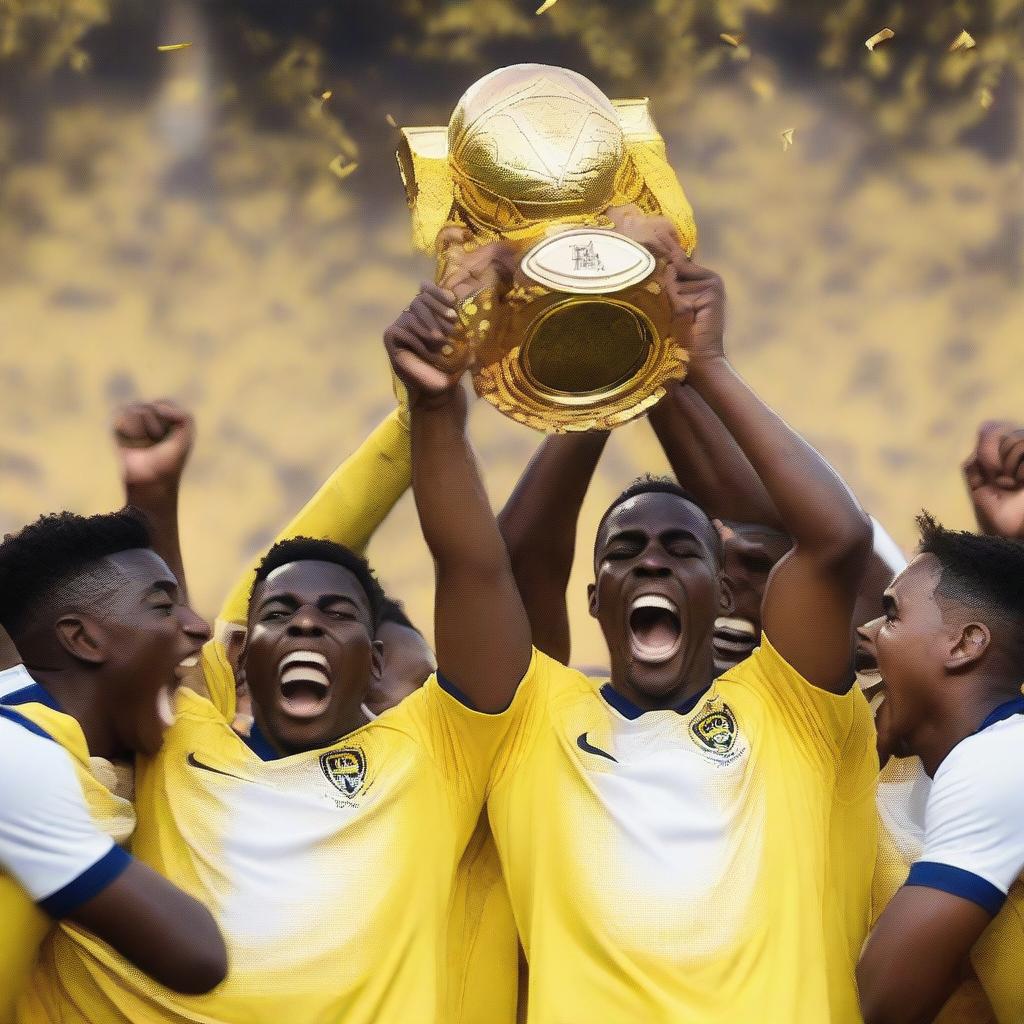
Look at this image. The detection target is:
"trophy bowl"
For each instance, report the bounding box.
[397,64,697,432]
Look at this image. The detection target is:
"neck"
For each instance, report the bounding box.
[252,704,371,758]
[912,684,1021,777]
[24,665,124,760]
[608,648,715,713]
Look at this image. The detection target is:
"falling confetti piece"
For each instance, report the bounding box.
[720,33,744,47]
[328,156,358,181]
[979,87,994,109]
[949,30,976,52]
[320,90,332,103]
[864,28,894,52]
[157,42,192,52]
[535,0,560,13]
[749,75,775,100]
[781,128,795,152]
[386,113,398,128]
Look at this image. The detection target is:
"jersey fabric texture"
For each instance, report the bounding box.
[487,637,879,1024]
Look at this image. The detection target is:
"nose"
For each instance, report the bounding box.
[287,606,325,637]
[857,617,883,644]
[633,555,671,578]
[180,606,212,643]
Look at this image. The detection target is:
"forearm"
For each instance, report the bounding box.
[218,408,411,626]
[649,382,782,529]
[126,485,189,605]
[688,358,870,555]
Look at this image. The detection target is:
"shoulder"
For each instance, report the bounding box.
[931,715,1024,813]
[0,711,85,817]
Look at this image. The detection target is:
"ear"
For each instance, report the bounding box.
[370,639,385,680]
[946,622,991,671]
[718,573,735,616]
[54,614,106,666]
[587,582,598,619]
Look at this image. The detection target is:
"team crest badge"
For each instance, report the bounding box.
[320,748,366,797]
[690,703,738,759]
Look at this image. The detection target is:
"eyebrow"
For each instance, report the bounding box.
[145,580,179,599]
[257,592,361,611]
[882,592,898,616]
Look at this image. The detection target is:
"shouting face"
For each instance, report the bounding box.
[243,560,383,755]
[590,491,730,709]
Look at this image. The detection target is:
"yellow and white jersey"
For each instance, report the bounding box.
[488,638,878,1024]
[28,650,535,1024]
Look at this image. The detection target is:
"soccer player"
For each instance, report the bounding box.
[33,283,534,1023]
[0,508,227,1021]
[488,242,878,1021]
[857,517,1024,1024]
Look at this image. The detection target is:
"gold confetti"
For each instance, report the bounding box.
[720,33,744,47]
[535,0,560,12]
[979,86,994,109]
[949,30,976,52]
[328,156,358,181]
[385,113,398,128]
[320,90,332,103]
[864,28,894,52]
[749,75,775,101]
[781,128,795,152]
[157,42,192,52]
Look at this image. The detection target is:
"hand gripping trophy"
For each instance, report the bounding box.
[397,63,697,432]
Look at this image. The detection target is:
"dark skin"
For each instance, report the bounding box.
[963,420,1024,539]
[242,560,384,756]
[857,554,1024,1024]
[14,548,210,760]
[385,280,531,711]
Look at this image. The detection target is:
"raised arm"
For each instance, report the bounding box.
[497,432,608,664]
[218,406,411,626]
[667,257,872,692]
[962,420,1024,540]
[114,400,194,604]
[385,282,531,712]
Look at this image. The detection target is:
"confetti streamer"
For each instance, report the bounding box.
[328,156,358,181]
[949,30,976,52]
[535,0,560,13]
[864,28,894,52]
[320,90,332,103]
[157,42,192,52]
[386,113,398,128]
[781,128,795,152]
[720,33,743,47]
[979,87,994,109]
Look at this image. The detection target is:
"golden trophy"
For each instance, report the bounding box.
[397,63,697,432]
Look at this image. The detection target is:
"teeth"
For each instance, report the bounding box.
[279,651,329,671]
[177,654,200,669]
[715,617,757,637]
[281,665,330,689]
[631,594,679,614]
[157,686,176,729]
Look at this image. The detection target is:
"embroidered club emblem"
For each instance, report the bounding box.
[690,704,738,757]
[320,747,366,797]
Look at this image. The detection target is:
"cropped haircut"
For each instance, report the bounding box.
[250,537,386,631]
[595,475,721,562]
[0,508,152,639]
[917,511,1024,659]
[380,596,420,635]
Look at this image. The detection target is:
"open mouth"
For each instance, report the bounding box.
[628,594,683,665]
[278,650,332,720]
[855,644,883,691]
[712,616,758,665]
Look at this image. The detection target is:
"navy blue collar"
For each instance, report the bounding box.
[1,681,62,712]
[978,695,1024,733]
[600,683,710,721]
[243,721,285,761]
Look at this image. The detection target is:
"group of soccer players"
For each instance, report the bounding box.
[1,217,1024,1024]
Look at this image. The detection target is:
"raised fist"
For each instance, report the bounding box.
[113,399,194,495]
[664,257,726,369]
[962,420,1024,539]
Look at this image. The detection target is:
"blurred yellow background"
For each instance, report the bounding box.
[0,0,1021,665]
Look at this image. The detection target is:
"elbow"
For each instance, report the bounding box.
[857,969,925,1024]
[164,916,228,995]
[819,508,874,574]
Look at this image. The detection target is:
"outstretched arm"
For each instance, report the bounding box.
[667,257,872,692]
[497,432,608,664]
[114,400,194,604]
[386,282,531,712]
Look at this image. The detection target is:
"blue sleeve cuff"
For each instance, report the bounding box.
[905,861,1006,917]
[437,671,479,711]
[39,844,132,919]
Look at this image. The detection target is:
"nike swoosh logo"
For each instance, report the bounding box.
[186,752,249,782]
[576,733,617,763]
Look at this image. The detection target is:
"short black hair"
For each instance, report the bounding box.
[595,475,720,560]
[250,537,386,630]
[0,508,152,638]
[917,512,1024,656]
[380,596,420,635]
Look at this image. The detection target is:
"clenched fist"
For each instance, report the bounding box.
[113,399,194,496]
[962,420,1024,539]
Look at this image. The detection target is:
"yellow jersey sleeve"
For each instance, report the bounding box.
[217,408,411,627]
[0,878,48,1024]
[391,649,540,813]
[722,633,878,794]
[191,637,237,722]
